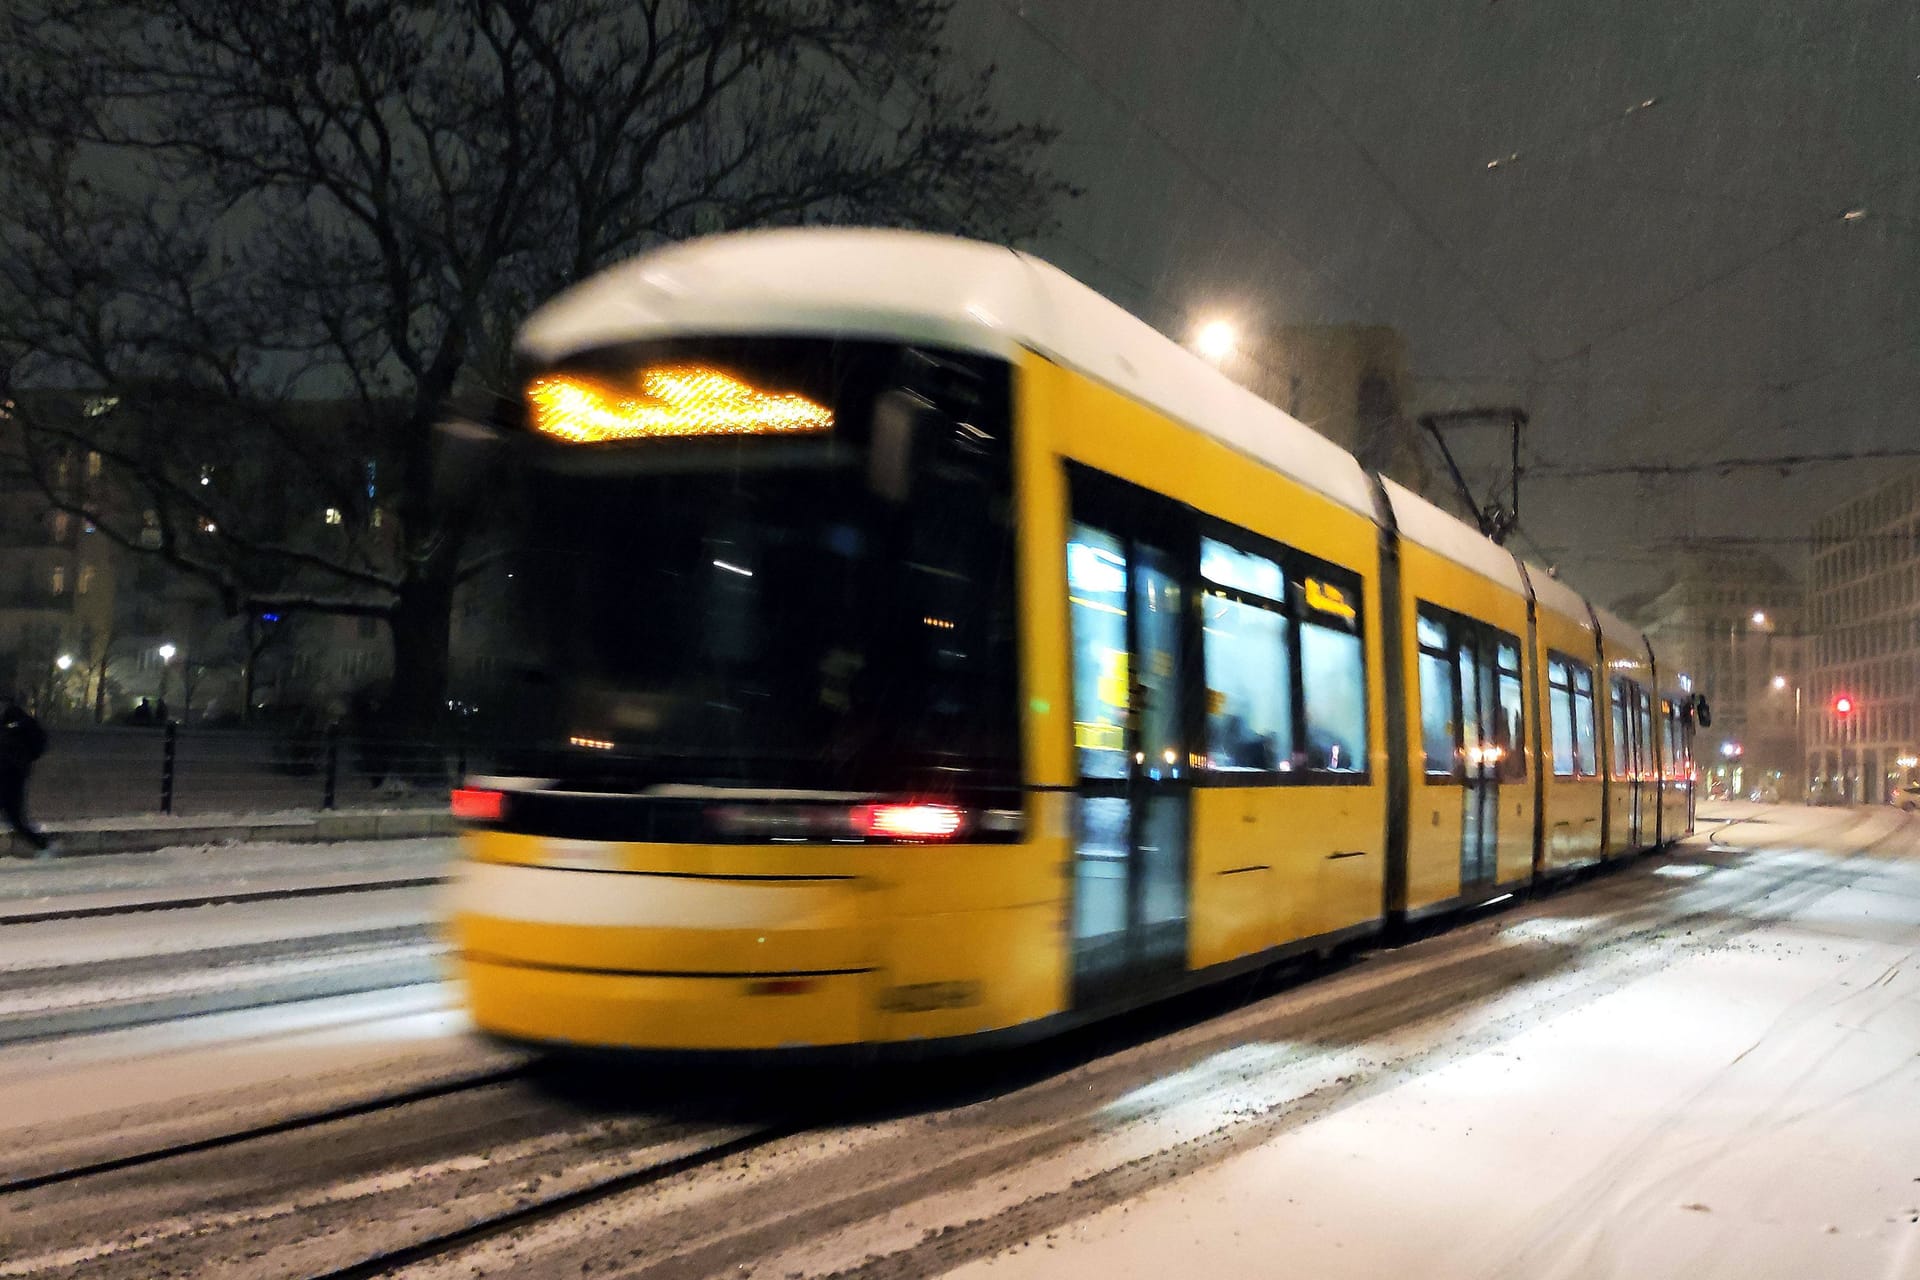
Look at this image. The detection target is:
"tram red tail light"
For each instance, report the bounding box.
[851,803,966,841]
[451,787,506,822]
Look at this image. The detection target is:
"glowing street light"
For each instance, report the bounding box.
[55,654,73,671]
[1771,674,1787,690]
[1193,319,1238,364]
[157,643,177,663]
[1750,610,1768,627]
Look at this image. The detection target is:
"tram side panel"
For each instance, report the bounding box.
[1597,629,1656,857]
[1654,692,1694,843]
[1394,542,1536,919]
[1031,353,1389,977]
[1533,603,1605,873]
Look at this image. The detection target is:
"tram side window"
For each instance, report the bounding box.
[1199,536,1366,780]
[1299,574,1367,773]
[1496,640,1526,781]
[1202,585,1294,772]
[1067,528,1131,781]
[1636,685,1654,779]
[1573,663,1598,776]
[1548,657,1578,776]
[1418,613,1458,778]
[1610,677,1631,777]
[1658,702,1674,782]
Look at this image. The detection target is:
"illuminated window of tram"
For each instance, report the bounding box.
[1572,663,1598,776]
[1495,640,1526,780]
[1299,577,1366,773]
[1548,657,1578,776]
[1198,536,1366,779]
[1418,613,1458,778]
[1200,542,1293,772]
[1068,526,1130,780]
[1610,677,1633,777]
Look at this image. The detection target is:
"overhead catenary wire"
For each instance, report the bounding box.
[1527,445,1920,480]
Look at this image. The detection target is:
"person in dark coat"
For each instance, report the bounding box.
[0,694,54,857]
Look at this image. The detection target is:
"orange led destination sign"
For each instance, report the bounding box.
[526,366,834,443]
[1303,577,1356,621]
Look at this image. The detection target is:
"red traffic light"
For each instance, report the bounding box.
[1833,695,1855,716]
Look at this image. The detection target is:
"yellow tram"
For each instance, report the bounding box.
[445,229,1698,1052]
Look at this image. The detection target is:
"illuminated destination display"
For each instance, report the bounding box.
[526,365,834,443]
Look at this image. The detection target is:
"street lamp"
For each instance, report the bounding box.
[1193,319,1238,365]
[55,654,73,672]
[157,642,177,713]
[1750,610,1768,627]
[1771,674,1787,690]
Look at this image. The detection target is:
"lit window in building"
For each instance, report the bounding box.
[50,512,70,542]
[86,450,102,478]
[324,507,344,525]
[78,565,94,595]
[49,566,66,595]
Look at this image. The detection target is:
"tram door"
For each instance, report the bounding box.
[1614,679,1647,848]
[1065,501,1192,1009]
[1458,634,1501,887]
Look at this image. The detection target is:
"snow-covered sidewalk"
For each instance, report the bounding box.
[0,836,456,918]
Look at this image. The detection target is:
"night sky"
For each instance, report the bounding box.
[951,0,1920,603]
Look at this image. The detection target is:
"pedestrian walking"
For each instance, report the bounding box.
[0,693,55,858]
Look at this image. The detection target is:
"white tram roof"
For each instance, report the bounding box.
[1528,567,1596,631]
[517,228,1380,517]
[1591,604,1650,659]
[518,228,1627,630]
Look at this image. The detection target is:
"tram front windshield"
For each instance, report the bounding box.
[479,337,1021,794]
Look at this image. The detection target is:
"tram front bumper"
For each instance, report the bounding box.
[450,858,876,1049]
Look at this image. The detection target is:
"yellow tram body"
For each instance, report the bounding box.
[446,229,1699,1053]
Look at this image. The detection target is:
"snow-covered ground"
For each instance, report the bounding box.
[7,804,1918,1280]
[948,804,1920,1280]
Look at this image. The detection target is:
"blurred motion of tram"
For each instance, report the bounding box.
[442,228,1702,1053]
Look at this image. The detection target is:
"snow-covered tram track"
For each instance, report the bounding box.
[0,1070,769,1279]
[0,924,447,1046]
[0,1063,526,1196]
[0,874,449,926]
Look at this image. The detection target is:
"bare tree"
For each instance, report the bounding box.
[0,0,1069,730]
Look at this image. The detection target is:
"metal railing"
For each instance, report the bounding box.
[25,724,467,822]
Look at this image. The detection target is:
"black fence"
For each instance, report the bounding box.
[29,725,468,822]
